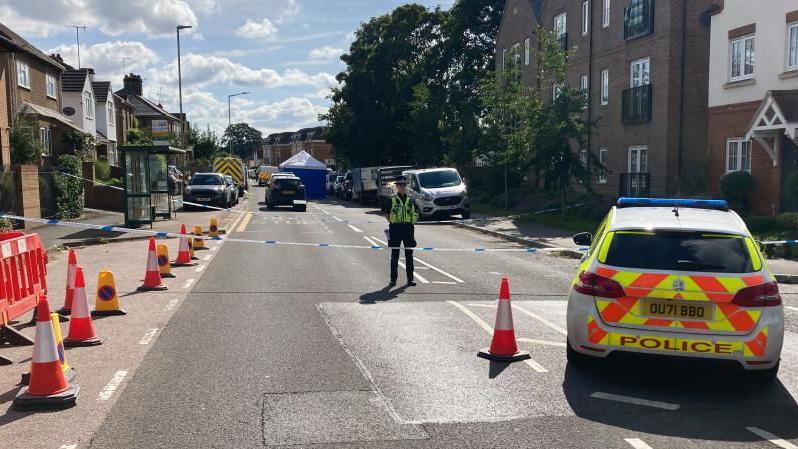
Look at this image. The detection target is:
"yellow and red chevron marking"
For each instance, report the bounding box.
[587,315,609,345]
[592,267,764,333]
[744,328,768,357]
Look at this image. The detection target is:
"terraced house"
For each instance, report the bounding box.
[496,0,714,198]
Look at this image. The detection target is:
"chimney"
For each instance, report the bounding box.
[123,73,143,96]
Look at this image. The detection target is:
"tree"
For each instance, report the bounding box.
[9,112,42,164]
[222,123,262,159]
[127,127,152,145]
[62,130,96,161]
[191,127,222,161]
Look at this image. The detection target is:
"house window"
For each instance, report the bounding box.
[582,1,590,36]
[502,48,508,69]
[108,101,115,125]
[628,145,647,173]
[554,13,567,38]
[580,74,589,107]
[603,0,611,28]
[788,22,798,71]
[726,138,751,172]
[599,148,608,183]
[16,61,29,89]
[630,57,650,87]
[524,38,530,66]
[601,69,609,105]
[39,128,52,156]
[624,0,653,40]
[84,93,93,119]
[553,83,563,101]
[730,35,755,81]
[511,42,521,65]
[46,74,57,99]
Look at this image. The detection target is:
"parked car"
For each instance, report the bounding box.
[224,175,239,205]
[333,175,345,197]
[184,173,234,210]
[403,168,470,220]
[258,165,279,186]
[343,171,353,201]
[265,175,307,211]
[326,173,339,194]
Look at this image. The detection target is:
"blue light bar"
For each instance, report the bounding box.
[616,198,729,211]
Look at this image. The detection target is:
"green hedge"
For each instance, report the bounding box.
[54,155,84,219]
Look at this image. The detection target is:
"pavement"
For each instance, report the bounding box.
[3,191,798,448]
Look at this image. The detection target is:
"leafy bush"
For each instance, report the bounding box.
[54,155,84,219]
[95,160,111,180]
[62,130,95,161]
[9,112,42,164]
[720,171,754,201]
[106,177,123,188]
[0,217,12,232]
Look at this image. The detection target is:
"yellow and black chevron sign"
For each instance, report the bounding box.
[213,158,244,185]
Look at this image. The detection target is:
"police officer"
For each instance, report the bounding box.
[386,176,417,287]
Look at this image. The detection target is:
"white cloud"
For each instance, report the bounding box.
[47,41,159,84]
[0,0,199,38]
[274,0,300,24]
[308,46,343,61]
[235,18,278,39]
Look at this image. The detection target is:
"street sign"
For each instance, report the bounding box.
[152,120,169,144]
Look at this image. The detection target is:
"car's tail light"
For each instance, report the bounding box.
[731,281,781,307]
[573,271,625,298]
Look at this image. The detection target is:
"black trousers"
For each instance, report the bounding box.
[389,223,416,283]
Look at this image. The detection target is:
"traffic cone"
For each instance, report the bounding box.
[13,296,80,410]
[209,218,220,238]
[477,277,530,363]
[156,244,176,278]
[192,225,207,250]
[172,225,197,267]
[138,238,168,291]
[21,312,75,386]
[92,271,127,316]
[57,249,78,315]
[64,268,105,347]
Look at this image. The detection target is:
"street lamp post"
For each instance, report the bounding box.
[176,25,192,150]
[227,91,250,156]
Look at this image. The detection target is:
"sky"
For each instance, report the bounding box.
[0,0,455,137]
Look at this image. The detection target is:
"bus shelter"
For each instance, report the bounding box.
[120,145,185,227]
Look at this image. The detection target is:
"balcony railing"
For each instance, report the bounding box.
[619,173,651,197]
[558,33,568,51]
[622,84,653,124]
[624,0,654,40]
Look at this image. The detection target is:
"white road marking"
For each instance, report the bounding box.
[371,236,463,283]
[363,236,382,247]
[785,306,798,313]
[98,370,128,401]
[447,301,548,373]
[332,215,343,221]
[195,265,206,273]
[624,438,654,449]
[591,392,680,411]
[210,246,218,251]
[512,304,568,336]
[138,328,158,345]
[237,212,253,232]
[347,224,363,233]
[323,210,331,215]
[202,254,212,261]
[490,272,503,275]
[182,278,196,289]
[398,261,429,283]
[517,338,567,347]
[746,427,798,449]
[164,298,181,312]
[59,445,77,449]
[432,281,457,285]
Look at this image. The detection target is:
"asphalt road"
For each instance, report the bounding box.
[87,188,798,449]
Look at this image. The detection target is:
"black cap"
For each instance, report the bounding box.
[394,176,407,185]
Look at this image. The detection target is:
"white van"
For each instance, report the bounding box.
[402,168,470,220]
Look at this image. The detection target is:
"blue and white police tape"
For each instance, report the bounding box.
[1,213,587,254]
[760,239,798,246]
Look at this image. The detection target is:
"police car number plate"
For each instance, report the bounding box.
[642,299,713,321]
[282,190,294,195]
[197,197,210,202]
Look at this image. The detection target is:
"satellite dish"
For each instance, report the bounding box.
[63,106,75,116]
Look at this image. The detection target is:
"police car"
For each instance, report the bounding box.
[566,198,783,380]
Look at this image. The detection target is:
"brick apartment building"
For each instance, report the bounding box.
[496,0,713,197]
[706,0,798,215]
[264,127,336,168]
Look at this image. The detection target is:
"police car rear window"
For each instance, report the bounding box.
[603,231,754,273]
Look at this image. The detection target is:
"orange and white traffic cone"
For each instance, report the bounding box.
[13,296,80,410]
[92,271,127,316]
[157,244,176,278]
[477,277,530,363]
[138,238,168,291]
[192,225,207,250]
[21,312,75,385]
[64,268,105,347]
[56,249,78,316]
[172,225,197,267]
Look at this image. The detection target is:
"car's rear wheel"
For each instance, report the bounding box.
[462,210,471,220]
[745,361,779,382]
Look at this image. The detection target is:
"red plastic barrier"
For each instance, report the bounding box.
[0,232,47,326]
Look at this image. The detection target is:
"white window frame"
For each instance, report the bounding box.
[598,148,608,183]
[580,74,589,108]
[602,0,611,28]
[46,74,57,99]
[730,34,755,81]
[600,69,609,105]
[524,38,531,66]
[787,22,798,71]
[16,61,30,89]
[630,57,651,88]
[726,138,751,173]
[39,128,52,156]
[108,101,115,125]
[582,1,590,36]
[84,92,94,119]
[502,48,508,70]
[511,42,521,65]
[628,145,648,173]
[554,13,567,38]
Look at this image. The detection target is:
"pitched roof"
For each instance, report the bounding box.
[62,70,90,92]
[19,101,83,132]
[115,88,179,121]
[92,81,112,102]
[772,90,798,122]
[0,22,64,70]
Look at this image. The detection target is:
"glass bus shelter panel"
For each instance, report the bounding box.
[126,151,148,194]
[127,196,152,222]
